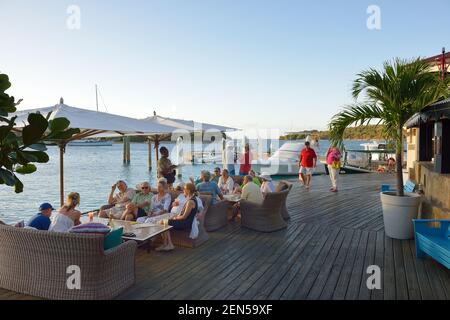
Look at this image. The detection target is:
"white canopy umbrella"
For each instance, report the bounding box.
[13,102,179,137]
[142,113,237,165]
[11,100,181,205]
[143,114,236,132]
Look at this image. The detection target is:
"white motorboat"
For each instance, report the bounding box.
[251,142,326,176]
[68,139,113,147]
[359,141,391,160]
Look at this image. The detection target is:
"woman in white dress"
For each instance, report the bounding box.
[260,173,275,195]
[49,192,82,232]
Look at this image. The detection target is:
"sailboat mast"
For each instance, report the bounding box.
[95,84,99,112]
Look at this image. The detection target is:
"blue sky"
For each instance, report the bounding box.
[0,0,448,132]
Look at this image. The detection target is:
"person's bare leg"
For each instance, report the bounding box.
[165,232,174,249]
[299,173,306,186]
[306,175,311,188]
[157,231,174,251]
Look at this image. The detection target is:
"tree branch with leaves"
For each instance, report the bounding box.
[0,73,79,193]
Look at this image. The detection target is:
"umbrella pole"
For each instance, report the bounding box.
[148,138,152,171]
[59,142,66,207]
[123,137,127,164]
[155,136,160,178]
[123,137,130,164]
[127,137,131,163]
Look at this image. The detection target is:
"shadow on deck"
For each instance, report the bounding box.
[2,173,450,300]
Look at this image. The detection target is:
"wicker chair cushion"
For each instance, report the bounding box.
[104,227,124,250]
[69,223,111,234]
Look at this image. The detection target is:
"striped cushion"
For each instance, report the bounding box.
[69,223,111,234]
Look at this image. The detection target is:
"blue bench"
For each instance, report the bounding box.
[381,180,416,193]
[413,219,450,269]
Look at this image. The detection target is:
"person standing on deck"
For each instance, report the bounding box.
[239,143,252,176]
[224,143,236,176]
[158,146,177,189]
[326,146,342,192]
[298,141,317,189]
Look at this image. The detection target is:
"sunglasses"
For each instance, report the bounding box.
[141,186,149,189]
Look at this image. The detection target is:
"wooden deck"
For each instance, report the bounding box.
[2,173,450,300]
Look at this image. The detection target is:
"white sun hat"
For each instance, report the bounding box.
[259,173,272,181]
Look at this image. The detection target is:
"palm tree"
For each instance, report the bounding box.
[329,58,449,196]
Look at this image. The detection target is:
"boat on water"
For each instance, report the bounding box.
[359,140,395,160]
[68,139,113,147]
[342,141,397,173]
[251,142,326,176]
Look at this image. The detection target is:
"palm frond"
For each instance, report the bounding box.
[328,103,384,148]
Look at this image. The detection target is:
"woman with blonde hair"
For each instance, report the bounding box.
[49,192,82,232]
[156,182,199,252]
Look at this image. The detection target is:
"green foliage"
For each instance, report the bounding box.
[328,57,450,195]
[280,125,388,141]
[0,73,80,193]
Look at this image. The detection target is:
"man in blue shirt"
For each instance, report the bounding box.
[196,170,224,205]
[27,203,55,231]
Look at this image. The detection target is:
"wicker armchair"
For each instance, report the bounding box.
[0,224,136,300]
[240,190,289,232]
[170,194,212,248]
[276,181,293,220]
[200,192,230,232]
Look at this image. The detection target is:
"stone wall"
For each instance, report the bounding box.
[413,162,450,219]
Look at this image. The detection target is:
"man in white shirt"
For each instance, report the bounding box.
[217,169,235,195]
[241,175,264,204]
[224,143,236,176]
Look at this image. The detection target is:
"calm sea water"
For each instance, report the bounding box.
[0,139,369,224]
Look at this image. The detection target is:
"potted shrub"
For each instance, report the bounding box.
[329,58,449,239]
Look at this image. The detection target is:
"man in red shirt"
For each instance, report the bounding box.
[298,141,317,189]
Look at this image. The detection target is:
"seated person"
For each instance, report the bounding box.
[260,173,276,194]
[238,170,261,189]
[212,167,221,183]
[99,180,135,219]
[148,179,171,217]
[121,182,153,221]
[196,170,224,205]
[49,192,82,232]
[156,183,199,252]
[217,169,234,195]
[233,182,242,194]
[26,202,55,231]
[171,184,204,216]
[249,170,262,186]
[231,175,264,221]
[241,175,264,204]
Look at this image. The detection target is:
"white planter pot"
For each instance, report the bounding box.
[380,192,421,240]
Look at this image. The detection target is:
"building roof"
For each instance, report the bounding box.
[405,98,450,128]
[424,52,450,64]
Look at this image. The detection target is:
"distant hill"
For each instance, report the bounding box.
[281,125,386,140]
